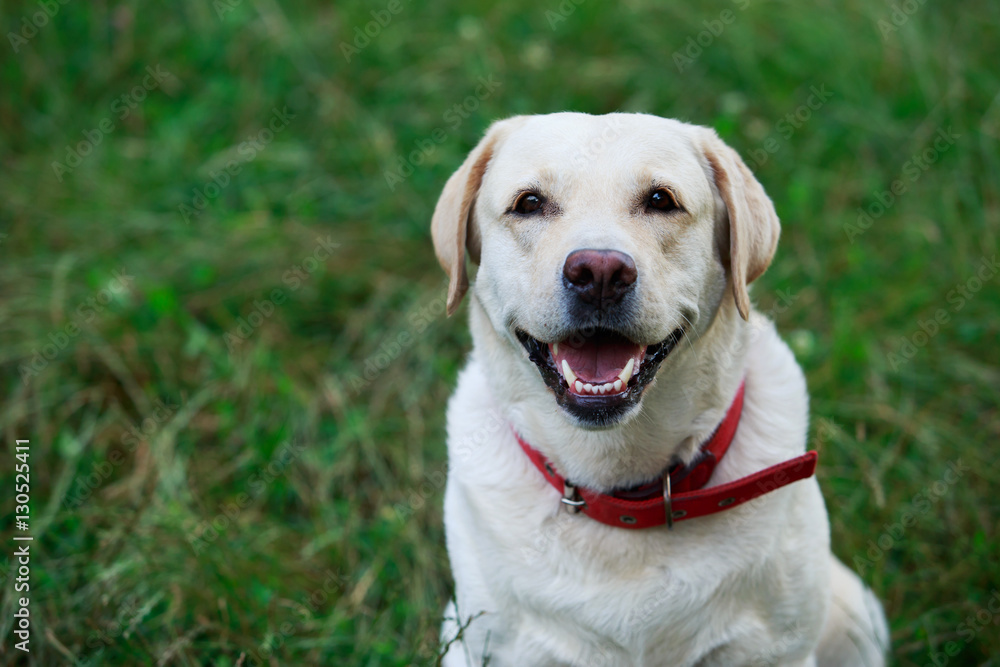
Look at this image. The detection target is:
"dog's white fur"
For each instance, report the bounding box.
[433,113,888,666]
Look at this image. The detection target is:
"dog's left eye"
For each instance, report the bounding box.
[513,192,544,214]
[647,188,680,213]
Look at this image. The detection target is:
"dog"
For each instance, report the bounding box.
[432,112,888,666]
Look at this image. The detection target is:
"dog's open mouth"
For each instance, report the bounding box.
[515,326,685,425]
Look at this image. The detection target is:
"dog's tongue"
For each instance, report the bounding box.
[550,334,644,384]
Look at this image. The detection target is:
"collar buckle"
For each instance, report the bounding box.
[561,480,586,514]
[662,473,674,530]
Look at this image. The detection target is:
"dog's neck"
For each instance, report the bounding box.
[469,296,752,493]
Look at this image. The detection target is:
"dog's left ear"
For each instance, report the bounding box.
[700,129,781,321]
[432,117,523,316]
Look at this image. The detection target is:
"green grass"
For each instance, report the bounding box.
[1,0,998,664]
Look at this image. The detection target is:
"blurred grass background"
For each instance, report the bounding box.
[0,0,998,664]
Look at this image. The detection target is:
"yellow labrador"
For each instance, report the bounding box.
[432,113,887,666]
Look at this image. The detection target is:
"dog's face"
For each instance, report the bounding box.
[432,113,779,428]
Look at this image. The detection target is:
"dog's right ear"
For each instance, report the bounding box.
[432,118,520,316]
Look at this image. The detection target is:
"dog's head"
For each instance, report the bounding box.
[432,113,779,428]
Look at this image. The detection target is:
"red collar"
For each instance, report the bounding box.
[514,382,818,530]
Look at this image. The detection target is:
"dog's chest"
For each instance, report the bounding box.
[448,469,795,665]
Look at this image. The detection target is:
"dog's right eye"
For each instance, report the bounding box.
[513,192,544,214]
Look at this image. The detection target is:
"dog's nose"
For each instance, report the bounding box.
[563,249,637,307]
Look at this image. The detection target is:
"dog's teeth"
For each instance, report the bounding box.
[618,358,635,384]
[553,342,559,355]
[570,375,624,395]
[561,359,577,386]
